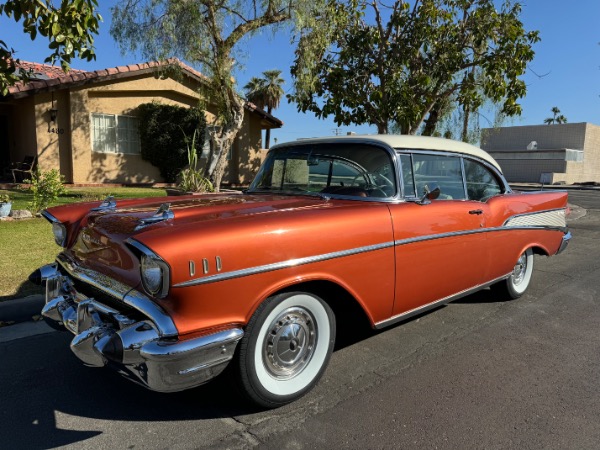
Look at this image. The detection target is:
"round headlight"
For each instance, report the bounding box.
[52,222,67,247]
[141,255,163,294]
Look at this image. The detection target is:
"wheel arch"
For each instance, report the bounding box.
[531,245,550,257]
[249,278,375,332]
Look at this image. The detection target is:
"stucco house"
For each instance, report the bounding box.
[0,59,282,186]
[481,123,600,184]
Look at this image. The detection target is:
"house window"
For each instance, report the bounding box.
[92,113,140,155]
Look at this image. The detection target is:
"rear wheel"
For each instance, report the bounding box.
[493,248,534,299]
[237,292,336,408]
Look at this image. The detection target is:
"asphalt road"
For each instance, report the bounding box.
[1,198,598,449]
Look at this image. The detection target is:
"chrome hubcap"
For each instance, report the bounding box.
[262,307,317,379]
[512,253,527,285]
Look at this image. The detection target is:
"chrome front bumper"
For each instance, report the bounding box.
[37,258,243,393]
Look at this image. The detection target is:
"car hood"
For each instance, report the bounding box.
[67,193,334,285]
[84,193,331,234]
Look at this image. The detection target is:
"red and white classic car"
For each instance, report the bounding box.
[33,135,570,408]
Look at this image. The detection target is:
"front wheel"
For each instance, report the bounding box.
[493,248,534,299]
[236,292,336,408]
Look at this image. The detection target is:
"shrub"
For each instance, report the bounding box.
[24,169,67,213]
[178,129,214,193]
[137,102,207,182]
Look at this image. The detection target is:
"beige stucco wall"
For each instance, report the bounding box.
[70,74,210,184]
[235,112,266,184]
[6,71,267,185]
[32,91,73,179]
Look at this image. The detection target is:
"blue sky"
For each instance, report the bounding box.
[2,0,599,144]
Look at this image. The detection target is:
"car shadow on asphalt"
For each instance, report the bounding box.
[0,288,515,449]
[0,332,264,449]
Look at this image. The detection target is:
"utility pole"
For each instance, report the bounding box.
[332,128,342,136]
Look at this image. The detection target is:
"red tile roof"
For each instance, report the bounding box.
[7,58,209,97]
[17,60,89,79]
[6,58,282,128]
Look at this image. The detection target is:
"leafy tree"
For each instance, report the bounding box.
[290,0,540,135]
[111,0,321,191]
[244,69,285,148]
[0,0,102,95]
[544,106,567,125]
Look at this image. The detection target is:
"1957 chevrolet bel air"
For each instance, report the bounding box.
[32,135,570,408]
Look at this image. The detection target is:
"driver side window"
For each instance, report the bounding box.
[411,154,466,200]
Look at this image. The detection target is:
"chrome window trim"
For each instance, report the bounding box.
[460,156,469,199]
[374,272,512,329]
[396,149,512,200]
[248,139,403,202]
[174,241,395,288]
[175,221,567,288]
[55,253,178,337]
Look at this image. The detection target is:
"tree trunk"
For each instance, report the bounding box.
[461,104,470,143]
[377,122,388,134]
[265,106,272,149]
[208,93,245,192]
[422,106,440,136]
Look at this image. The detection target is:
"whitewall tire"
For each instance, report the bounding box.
[237,292,336,408]
[494,248,534,299]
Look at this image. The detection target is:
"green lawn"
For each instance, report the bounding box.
[0,186,167,300]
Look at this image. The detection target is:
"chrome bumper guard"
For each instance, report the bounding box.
[38,260,243,393]
[557,231,572,255]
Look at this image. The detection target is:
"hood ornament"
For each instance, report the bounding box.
[135,203,174,231]
[90,195,116,211]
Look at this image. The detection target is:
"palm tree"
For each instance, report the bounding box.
[243,70,284,149]
[243,77,266,109]
[556,114,568,124]
[544,106,567,125]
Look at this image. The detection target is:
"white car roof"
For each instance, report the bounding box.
[280,134,502,171]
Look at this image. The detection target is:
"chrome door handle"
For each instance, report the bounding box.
[469,209,483,215]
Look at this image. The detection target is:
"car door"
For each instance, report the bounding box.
[387,152,490,319]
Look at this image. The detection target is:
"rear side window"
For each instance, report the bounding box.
[463,159,502,201]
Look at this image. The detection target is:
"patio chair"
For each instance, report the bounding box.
[11,155,37,183]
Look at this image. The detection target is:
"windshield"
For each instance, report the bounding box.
[249,143,397,199]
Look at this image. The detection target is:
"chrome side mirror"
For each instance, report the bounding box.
[418,183,441,205]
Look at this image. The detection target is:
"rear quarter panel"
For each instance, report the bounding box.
[484,190,569,280]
